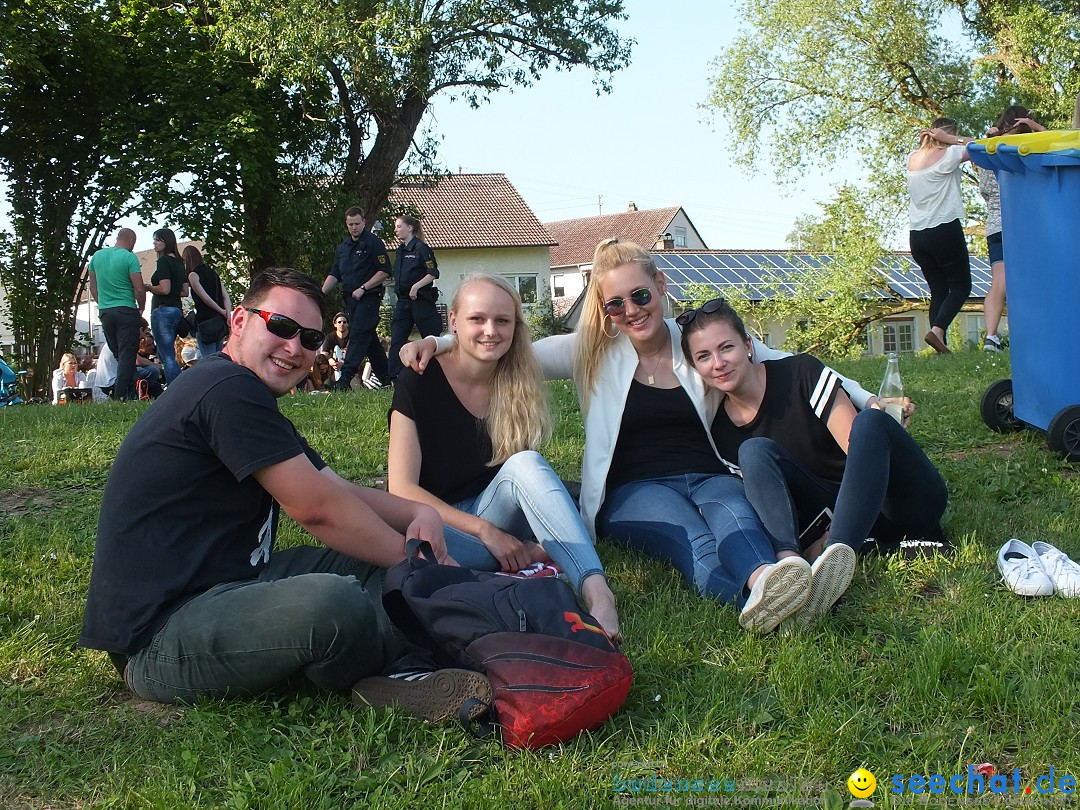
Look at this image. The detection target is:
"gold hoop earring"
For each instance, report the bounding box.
[604,316,620,339]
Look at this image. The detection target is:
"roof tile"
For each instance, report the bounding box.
[544,206,684,267]
[389,174,554,250]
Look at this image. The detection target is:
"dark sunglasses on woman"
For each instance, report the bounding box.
[675,297,727,328]
[603,287,652,317]
[245,308,325,350]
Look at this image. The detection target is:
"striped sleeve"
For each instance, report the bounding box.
[808,364,843,420]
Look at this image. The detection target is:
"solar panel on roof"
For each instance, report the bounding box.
[654,251,995,305]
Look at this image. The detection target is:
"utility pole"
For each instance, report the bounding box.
[598,194,603,215]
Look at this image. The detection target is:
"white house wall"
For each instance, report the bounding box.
[666,211,707,249]
[430,246,552,306]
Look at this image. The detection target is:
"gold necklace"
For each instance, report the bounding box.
[639,341,668,385]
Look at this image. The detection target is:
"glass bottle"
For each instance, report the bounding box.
[878,352,904,424]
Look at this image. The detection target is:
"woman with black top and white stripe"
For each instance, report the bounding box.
[680,298,948,626]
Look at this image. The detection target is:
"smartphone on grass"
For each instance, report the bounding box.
[799,507,833,546]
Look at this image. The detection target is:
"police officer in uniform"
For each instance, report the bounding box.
[387,214,442,381]
[321,207,391,390]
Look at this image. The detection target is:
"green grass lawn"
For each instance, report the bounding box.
[2,349,1079,809]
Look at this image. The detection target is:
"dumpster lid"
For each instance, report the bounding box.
[973,129,1080,157]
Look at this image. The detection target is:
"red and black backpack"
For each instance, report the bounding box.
[382,541,633,749]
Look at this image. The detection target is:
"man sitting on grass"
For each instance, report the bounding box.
[80,268,489,721]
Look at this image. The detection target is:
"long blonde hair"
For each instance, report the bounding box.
[450,273,551,465]
[573,238,661,408]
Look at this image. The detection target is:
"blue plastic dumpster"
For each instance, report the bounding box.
[969,129,1080,459]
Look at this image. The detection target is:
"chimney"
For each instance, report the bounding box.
[627,201,638,212]
[655,232,675,250]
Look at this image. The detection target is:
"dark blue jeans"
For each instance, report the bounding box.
[151,306,183,384]
[342,292,388,383]
[388,295,442,380]
[124,546,420,704]
[597,473,775,607]
[738,408,948,553]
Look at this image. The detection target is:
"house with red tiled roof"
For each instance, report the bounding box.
[387,173,556,309]
[544,203,707,299]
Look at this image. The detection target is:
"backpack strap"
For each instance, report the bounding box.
[460,698,498,739]
[404,538,439,564]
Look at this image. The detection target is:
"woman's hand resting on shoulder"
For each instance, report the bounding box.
[398,336,437,374]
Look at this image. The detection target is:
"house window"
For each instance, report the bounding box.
[861,324,874,355]
[671,226,687,248]
[966,314,985,347]
[506,275,538,307]
[552,274,565,298]
[882,319,914,353]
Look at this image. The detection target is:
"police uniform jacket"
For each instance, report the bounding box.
[328,231,390,297]
[395,237,439,297]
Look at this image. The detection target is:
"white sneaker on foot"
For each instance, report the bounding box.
[792,543,856,629]
[739,556,812,633]
[1031,541,1080,597]
[997,539,1054,597]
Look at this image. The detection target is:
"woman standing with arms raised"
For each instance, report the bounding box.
[146,229,188,383]
[907,118,974,353]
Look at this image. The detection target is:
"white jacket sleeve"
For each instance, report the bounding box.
[749,336,875,410]
[531,333,577,381]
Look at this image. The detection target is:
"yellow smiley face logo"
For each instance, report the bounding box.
[848,768,877,798]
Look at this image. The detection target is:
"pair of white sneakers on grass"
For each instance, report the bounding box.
[738,544,856,633]
[997,539,1080,597]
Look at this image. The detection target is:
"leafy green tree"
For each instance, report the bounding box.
[214,0,633,221]
[0,0,183,391]
[704,0,1078,355]
[683,188,907,358]
[706,0,1079,184]
[759,185,907,358]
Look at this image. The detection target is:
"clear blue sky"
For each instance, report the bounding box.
[425,0,861,249]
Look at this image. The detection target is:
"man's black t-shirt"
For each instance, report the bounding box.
[709,354,848,485]
[390,358,498,504]
[80,353,325,655]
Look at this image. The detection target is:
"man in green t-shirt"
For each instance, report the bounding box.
[89,228,146,400]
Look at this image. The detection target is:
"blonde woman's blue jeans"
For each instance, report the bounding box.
[443,450,606,592]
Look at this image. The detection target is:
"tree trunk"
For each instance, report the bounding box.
[349,93,429,220]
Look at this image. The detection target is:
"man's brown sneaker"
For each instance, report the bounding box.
[351,668,492,724]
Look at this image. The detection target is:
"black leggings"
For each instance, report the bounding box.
[910,218,972,339]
